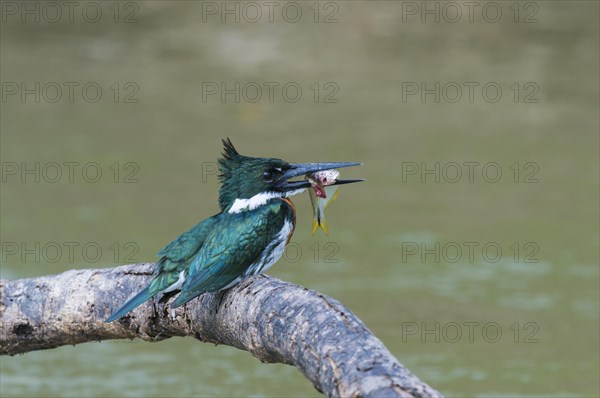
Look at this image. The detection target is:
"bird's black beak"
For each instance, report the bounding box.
[276,162,364,191]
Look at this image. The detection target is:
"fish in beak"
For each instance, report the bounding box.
[274,162,363,192]
[307,170,342,235]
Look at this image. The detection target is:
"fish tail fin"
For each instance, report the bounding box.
[312,217,330,235]
[105,286,153,322]
[311,217,319,235]
[320,216,330,235]
[313,206,330,236]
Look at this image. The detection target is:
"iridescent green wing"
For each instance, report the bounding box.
[147,213,222,296]
[154,213,221,273]
[172,201,291,307]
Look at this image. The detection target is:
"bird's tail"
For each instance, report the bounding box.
[105,286,153,322]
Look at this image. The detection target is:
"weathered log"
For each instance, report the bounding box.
[0,263,442,398]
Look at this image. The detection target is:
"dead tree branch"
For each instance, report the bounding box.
[1,263,442,398]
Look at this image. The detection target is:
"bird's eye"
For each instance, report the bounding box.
[262,170,275,182]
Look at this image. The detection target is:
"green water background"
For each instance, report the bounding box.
[1,1,598,396]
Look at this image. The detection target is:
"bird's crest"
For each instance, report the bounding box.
[221,138,242,163]
[218,138,252,210]
[218,138,246,183]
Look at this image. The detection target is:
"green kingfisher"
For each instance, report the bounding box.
[105,138,362,322]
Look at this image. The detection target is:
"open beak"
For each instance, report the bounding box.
[276,162,364,191]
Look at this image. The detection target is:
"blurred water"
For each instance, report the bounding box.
[1,1,598,397]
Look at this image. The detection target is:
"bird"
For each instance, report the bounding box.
[105,138,362,322]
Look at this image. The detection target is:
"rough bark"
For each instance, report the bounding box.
[1,263,442,398]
